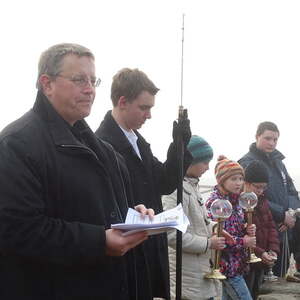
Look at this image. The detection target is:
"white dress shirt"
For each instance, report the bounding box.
[119,126,142,160]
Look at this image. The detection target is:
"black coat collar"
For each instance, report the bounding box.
[249,142,285,162]
[98,111,151,155]
[33,91,92,147]
[100,111,133,151]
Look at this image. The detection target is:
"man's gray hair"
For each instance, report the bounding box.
[36,43,94,90]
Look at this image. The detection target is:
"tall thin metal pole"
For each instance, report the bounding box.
[176,13,185,300]
[180,14,185,107]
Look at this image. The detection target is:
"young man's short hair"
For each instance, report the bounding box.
[256,121,280,137]
[111,68,159,106]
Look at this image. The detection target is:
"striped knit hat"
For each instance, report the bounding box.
[187,135,213,164]
[215,156,244,185]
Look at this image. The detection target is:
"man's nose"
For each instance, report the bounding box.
[82,81,94,93]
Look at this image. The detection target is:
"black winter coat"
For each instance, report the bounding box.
[95,111,193,300]
[0,93,137,300]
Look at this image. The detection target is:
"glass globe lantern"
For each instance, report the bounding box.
[210,198,233,220]
[239,192,258,211]
[239,191,261,263]
[204,198,232,280]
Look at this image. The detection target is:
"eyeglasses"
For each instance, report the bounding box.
[56,75,101,88]
[251,183,268,191]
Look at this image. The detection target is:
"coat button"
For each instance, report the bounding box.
[121,284,128,293]
[110,211,116,218]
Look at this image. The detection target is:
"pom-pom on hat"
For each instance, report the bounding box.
[187,135,213,164]
[215,156,244,185]
[245,160,269,183]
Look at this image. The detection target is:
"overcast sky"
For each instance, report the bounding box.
[1,0,300,188]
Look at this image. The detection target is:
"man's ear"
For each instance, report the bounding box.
[39,74,53,96]
[118,96,128,109]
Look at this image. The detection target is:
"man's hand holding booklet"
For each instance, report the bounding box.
[112,204,190,236]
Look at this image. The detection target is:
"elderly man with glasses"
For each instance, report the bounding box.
[0,43,152,300]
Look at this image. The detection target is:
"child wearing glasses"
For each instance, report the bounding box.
[206,156,256,300]
[243,160,280,300]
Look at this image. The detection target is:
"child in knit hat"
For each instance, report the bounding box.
[243,160,280,299]
[162,136,226,300]
[206,156,256,300]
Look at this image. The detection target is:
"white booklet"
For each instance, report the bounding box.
[111,203,190,236]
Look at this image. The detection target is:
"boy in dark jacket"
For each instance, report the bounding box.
[243,160,280,299]
[239,121,300,277]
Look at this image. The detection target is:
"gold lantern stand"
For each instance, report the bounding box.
[204,198,232,280]
[239,192,261,264]
[204,217,226,280]
[245,206,261,263]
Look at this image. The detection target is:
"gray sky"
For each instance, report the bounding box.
[1,0,300,188]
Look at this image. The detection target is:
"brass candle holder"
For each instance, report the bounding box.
[239,192,261,264]
[204,198,232,280]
